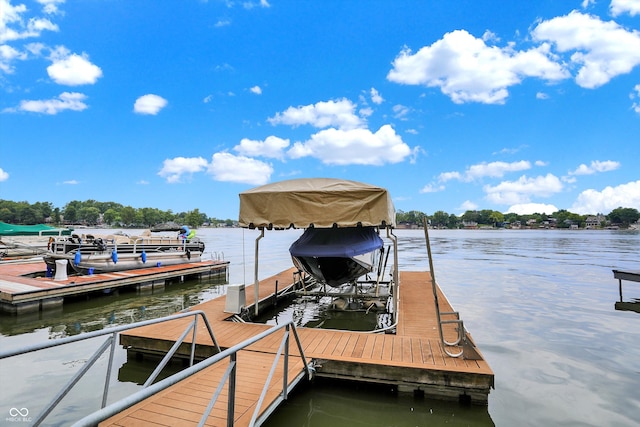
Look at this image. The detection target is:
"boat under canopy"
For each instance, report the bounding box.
[289,226,384,287]
[239,178,396,289]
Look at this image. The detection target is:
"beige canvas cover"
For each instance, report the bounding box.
[238,178,396,229]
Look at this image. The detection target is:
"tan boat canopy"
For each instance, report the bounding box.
[238,178,396,229]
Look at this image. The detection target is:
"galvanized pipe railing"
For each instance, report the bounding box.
[0,310,220,427]
[71,320,314,427]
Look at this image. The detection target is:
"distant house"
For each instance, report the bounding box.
[462,220,478,229]
[585,214,606,229]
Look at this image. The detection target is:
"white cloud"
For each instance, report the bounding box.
[207,152,272,185]
[631,84,640,114]
[38,0,65,15]
[359,106,373,117]
[439,160,532,182]
[438,171,462,182]
[63,180,78,185]
[242,0,270,9]
[158,156,208,183]
[387,30,569,104]
[610,0,640,17]
[506,203,559,215]
[234,135,290,160]
[0,44,26,73]
[466,160,532,180]
[569,160,620,175]
[9,91,87,114]
[0,0,59,43]
[47,51,102,85]
[250,85,262,95]
[287,124,413,166]
[484,173,564,205]
[392,104,410,119]
[536,92,549,99]
[532,11,640,88]
[134,94,168,115]
[571,180,640,214]
[458,200,478,212]
[370,87,384,104]
[0,167,9,181]
[419,183,445,193]
[268,98,364,130]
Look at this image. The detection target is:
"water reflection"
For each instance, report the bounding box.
[263,378,494,427]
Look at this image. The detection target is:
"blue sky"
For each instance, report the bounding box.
[1,0,639,220]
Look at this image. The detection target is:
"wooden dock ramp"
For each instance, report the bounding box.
[102,350,307,427]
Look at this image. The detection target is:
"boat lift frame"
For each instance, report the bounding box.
[250,225,400,331]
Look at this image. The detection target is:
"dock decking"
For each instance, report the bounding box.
[0,259,229,314]
[110,268,494,426]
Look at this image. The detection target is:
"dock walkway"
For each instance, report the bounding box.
[108,268,494,426]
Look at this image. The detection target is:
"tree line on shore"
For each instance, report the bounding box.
[1,199,638,229]
[397,207,640,229]
[0,199,234,229]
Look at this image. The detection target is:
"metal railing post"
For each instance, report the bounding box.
[283,325,290,400]
[32,336,113,426]
[101,331,118,408]
[228,353,237,427]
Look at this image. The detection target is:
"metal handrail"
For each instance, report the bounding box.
[0,310,220,427]
[422,218,480,359]
[71,320,314,427]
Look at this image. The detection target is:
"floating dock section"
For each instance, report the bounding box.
[0,259,229,314]
[109,267,493,425]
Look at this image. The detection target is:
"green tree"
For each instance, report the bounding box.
[103,208,118,225]
[185,209,205,228]
[461,210,480,224]
[17,205,40,224]
[431,210,449,228]
[63,201,82,224]
[488,211,505,226]
[120,206,136,226]
[52,208,61,224]
[141,208,163,227]
[608,207,640,226]
[78,206,100,225]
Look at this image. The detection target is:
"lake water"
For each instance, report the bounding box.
[0,228,638,426]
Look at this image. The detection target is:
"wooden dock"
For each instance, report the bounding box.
[0,259,229,314]
[110,268,494,426]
